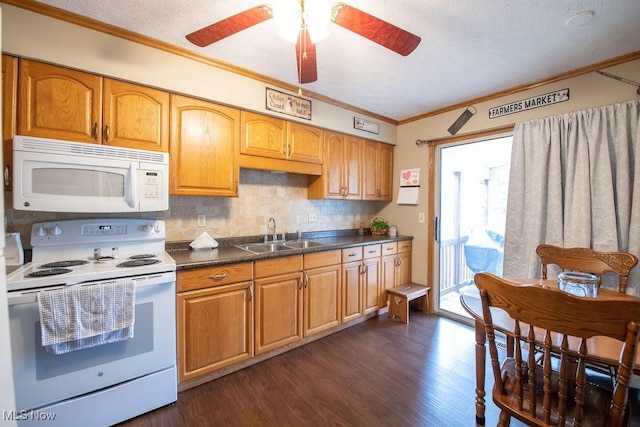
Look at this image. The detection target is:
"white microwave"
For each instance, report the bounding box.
[13,135,169,213]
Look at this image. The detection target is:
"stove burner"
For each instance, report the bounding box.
[39,260,90,269]
[128,254,158,260]
[27,268,73,278]
[117,259,161,268]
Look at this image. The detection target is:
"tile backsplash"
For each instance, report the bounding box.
[5,169,386,248]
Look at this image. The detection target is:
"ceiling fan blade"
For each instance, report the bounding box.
[295,29,318,84]
[331,3,421,56]
[186,5,273,47]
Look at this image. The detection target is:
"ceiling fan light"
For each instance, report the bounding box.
[278,24,301,43]
[274,0,302,43]
[308,24,328,43]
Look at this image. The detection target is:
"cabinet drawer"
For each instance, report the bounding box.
[254,255,302,279]
[304,250,341,270]
[342,247,363,262]
[381,242,397,256]
[363,244,381,259]
[398,240,412,253]
[177,262,252,292]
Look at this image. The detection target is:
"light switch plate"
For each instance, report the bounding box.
[418,213,426,223]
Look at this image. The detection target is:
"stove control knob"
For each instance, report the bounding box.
[52,226,63,236]
[143,224,153,233]
[35,226,47,237]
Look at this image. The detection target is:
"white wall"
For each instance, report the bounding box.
[380,60,640,286]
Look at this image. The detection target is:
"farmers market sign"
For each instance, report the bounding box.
[489,88,570,119]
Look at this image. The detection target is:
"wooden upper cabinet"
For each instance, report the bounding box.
[343,135,363,199]
[169,94,239,197]
[287,121,322,164]
[363,141,394,201]
[308,131,362,200]
[18,59,102,143]
[102,79,169,151]
[240,111,286,159]
[18,59,169,152]
[3,55,18,191]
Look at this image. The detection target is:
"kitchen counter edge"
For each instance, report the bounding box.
[167,234,413,271]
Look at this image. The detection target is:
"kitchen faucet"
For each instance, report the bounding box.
[267,217,277,242]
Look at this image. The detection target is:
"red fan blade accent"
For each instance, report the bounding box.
[295,29,318,84]
[186,5,273,47]
[331,3,421,56]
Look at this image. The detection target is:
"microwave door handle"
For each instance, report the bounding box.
[127,162,138,208]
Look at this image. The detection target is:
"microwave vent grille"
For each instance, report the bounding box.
[15,136,167,164]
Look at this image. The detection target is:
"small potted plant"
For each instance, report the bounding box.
[369,217,389,235]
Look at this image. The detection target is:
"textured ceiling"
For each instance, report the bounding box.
[28,0,640,122]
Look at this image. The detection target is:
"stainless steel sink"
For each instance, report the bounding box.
[235,243,295,254]
[283,240,327,249]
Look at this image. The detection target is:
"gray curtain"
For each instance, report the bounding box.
[503,99,640,294]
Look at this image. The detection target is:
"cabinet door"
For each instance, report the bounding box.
[3,55,17,191]
[362,140,379,200]
[342,261,363,322]
[240,111,286,159]
[362,141,394,201]
[287,121,323,164]
[254,272,303,354]
[377,143,394,200]
[170,94,239,196]
[18,60,102,143]
[363,257,382,313]
[381,254,398,307]
[102,78,169,151]
[177,281,253,383]
[303,264,341,336]
[396,251,412,286]
[343,135,363,199]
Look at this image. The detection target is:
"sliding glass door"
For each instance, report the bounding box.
[435,135,512,318]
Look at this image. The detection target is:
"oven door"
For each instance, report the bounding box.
[8,272,176,411]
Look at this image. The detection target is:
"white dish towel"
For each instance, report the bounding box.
[38,281,136,355]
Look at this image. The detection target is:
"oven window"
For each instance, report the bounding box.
[32,168,125,197]
[35,303,153,380]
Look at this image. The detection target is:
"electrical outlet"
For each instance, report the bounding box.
[355,213,361,221]
[418,212,426,223]
[197,214,206,227]
[308,212,317,222]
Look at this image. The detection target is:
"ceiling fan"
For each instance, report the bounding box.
[186,1,421,84]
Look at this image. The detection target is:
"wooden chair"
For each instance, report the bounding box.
[536,244,638,293]
[474,272,640,426]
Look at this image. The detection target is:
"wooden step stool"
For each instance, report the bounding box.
[387,283,431,324]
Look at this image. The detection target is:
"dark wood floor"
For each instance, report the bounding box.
[118,311,520,427]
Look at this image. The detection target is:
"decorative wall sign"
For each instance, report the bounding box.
[488,88,570,119]
[354,117,379,134]
[266,87,312,120]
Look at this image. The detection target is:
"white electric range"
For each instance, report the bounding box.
[6,218,177,427]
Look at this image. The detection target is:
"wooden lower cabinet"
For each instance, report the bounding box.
[362,244,382,313]
[341,247,364,322]
[254,256,303,355]
[177,281,253,383]
[303,250,342,336]
[176,242,411,389]
[381,241,413,305]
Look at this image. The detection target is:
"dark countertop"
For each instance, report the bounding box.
[167,230,413,271]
